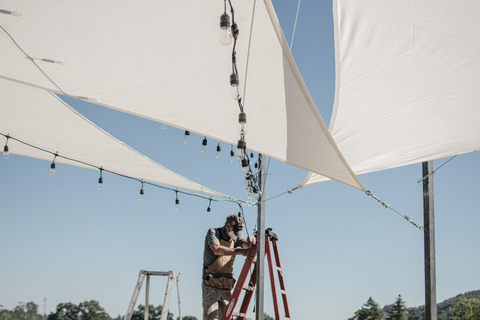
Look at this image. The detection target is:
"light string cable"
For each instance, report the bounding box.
[365,190,424,230]
[0,25,65,92]
[417,146,480,184]
[0,132,249,210]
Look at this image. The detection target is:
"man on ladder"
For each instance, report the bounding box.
[203,212,257,320]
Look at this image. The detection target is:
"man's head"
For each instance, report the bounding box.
[225,212,244,240]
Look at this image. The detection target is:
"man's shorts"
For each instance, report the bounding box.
[202,281,232,320]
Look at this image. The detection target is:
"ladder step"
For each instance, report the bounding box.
[243,285,255,291]
[280,289,286,294]
[233,312,246,317]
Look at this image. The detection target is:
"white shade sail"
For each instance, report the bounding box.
[0,78,226,198]
[303,0,480,187]
[0,0,364,191]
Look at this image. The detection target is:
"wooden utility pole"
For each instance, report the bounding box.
[423,161,437,320]
[256,154,267,320]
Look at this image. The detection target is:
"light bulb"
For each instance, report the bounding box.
[230,74,242,100]
[238,112,248,135]
[183,131,190,144]
[254,162,260,174]
[243,178,252,190]
[230,149,235,163]
[98,177,103,191]
[216,144,221,158]
[161,123,167,130]
[241,159,250,178]
[201,137,207,153]
[247,187,254,200]
[49,162,56,176]
[175,198,180,211]
[219,13,232,45]
[139,189,145,201]
[236,139,246,161]
[3,145,9,159]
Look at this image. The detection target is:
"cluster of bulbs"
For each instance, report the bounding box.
[218,1,261,202]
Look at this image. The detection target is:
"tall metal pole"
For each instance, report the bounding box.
[255,154,267,320]
[423,161,437,320]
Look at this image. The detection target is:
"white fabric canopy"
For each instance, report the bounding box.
[0,78,226,198]
[0,0,364,191]
[303,0,480,187]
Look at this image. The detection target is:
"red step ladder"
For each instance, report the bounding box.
[222,229,291,320]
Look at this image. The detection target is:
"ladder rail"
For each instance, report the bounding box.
[271,239,291,318]
[222,231,291,320]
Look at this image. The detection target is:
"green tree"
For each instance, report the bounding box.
[130,305,173,320]
[452,298,480,320]
[26,302,39,315]
[48,303,80,320]
[386,295,407,320]
[349,297,383,320]
[78,301,108,320]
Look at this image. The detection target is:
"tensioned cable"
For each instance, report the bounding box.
[290,0,302,50]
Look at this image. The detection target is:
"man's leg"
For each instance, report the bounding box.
[218,289,232,320]
[203,282,223,320]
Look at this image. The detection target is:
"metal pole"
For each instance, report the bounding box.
[255,154,267,320]
[145,273,150,320]
[423,161,437,320]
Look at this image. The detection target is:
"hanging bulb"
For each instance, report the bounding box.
[175,198,180,211]
[236,139,246,161]
[247,186,254,200]
[207,198,212,212]
[243,177,252,190]
[49,162,56,176]
[161,123,167,130]
[241,159,251,178]
[238,112,248,136]
[201,137,207,153]
[230,73,242,100]
[216,143,221,158]
[219,13,232,45]
[183,131,190,144]
[139,188,145,201]
[3,145,9,159]
[250,152,254,159]
[254,162,260,174]
[98,177,103,191]
[230,149,235,163]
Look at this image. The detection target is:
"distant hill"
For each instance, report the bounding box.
[382,290,480,320]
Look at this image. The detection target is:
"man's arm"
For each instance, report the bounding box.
[209,241,256,259]
[241,235,256,249]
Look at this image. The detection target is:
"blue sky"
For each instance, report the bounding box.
[1,1,479,320]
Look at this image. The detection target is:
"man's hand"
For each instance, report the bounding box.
[247,235,256,246]
[241,247,257,259]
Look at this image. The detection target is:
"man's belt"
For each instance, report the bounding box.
[204,273,233,280]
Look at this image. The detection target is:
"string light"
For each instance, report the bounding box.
[0,133,251,211]
[49,153,58,176]
[241,158,250,178]
[201,137,207,153]
[216,142,222,159]
[161,123,167,130]
[207,198,212,212]
[3,135,9,159]
[98,168,103,191]
[219,12,232,45]
[238,112,248,136]
[236,139,246,160]
[183,131,190,144]
[175,190,180,211]
[230,73,242,100]
[230,145,235,163]
[139,180,145,201]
